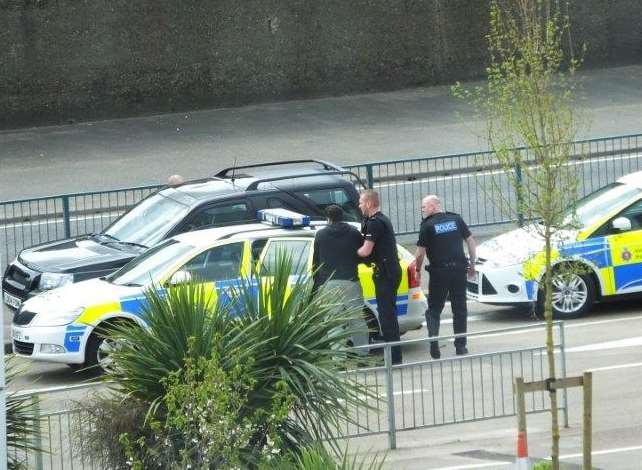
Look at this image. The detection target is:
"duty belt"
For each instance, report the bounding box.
[427,261,465,270]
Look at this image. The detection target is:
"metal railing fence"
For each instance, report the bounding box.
[8,322,567,468]
[354,133,642,235]
[1,185,162,272]
[2,133,641,270]
[337,321,568,449]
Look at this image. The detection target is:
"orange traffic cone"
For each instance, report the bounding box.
[515,431,531,469]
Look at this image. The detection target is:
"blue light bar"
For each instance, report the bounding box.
[257,208,311,227]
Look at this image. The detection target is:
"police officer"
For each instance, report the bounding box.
[357,190,403,364]
[312,205,369,352]
[414,195,476,359]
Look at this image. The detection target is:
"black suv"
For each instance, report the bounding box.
[2,160,363,310]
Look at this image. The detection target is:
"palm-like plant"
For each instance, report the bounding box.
[102,253,374,456]
[262,445,386,470]
[6,356,44,470]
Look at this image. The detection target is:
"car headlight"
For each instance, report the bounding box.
[31,307,85,327]
[39,273,74,290]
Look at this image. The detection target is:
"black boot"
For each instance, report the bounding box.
[430,341,441,359]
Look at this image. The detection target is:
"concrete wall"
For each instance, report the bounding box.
[1,0,641,128]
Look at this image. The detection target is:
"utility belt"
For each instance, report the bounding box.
[372,259,400,279]
[426,261,467,271]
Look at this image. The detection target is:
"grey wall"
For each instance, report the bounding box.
[1,0,641,128]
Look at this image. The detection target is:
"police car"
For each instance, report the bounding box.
[468,171,642,318]
[12,209,426,371]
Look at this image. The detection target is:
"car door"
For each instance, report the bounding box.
[606,198,642,294]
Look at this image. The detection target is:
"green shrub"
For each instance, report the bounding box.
[81,254,375,466]
[120,343,292,469]
[6,356,45,470]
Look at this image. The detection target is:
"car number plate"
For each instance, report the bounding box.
[12,326,25,341]
[3,291,21,310]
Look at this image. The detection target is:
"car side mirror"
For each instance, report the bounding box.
[168,270,192,286]
[612,217,632,232]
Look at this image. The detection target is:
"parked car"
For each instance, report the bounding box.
[11,209,426,372]
[2,160,363,310]
[467,170,642,318]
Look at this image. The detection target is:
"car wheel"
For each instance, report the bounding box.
[536,271,596,319]
[84,331,119,374]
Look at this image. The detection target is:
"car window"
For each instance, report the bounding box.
[260,239,312,275]
[187,203,252,230]
[592,197,642,237]
[181,242,244,282]
[294,188,360,221]
[104,194,191,247]
[108,239,195,286]
[266,197,297,211]
[570,183,642,230]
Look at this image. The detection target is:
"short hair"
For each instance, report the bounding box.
[360,189,380,207]
[325,204,344,223]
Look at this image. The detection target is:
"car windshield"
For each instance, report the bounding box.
[107,239,194,287]
[103,193,191,247]
[568,182,642,228]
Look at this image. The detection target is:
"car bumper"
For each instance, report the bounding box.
[2,260,42,311]
[399,288,427,332]
[11,323,90,365]
[466,264,536,304]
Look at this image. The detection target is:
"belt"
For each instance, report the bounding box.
[427,261,465,270]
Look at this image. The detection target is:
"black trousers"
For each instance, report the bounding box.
[374,267,402,364]
[426,267,468,348]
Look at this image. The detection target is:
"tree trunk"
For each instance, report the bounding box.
[544,228,560,469]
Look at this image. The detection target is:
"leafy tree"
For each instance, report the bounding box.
[453,0,585,467]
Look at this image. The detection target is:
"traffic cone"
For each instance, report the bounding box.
[515,431,531,469]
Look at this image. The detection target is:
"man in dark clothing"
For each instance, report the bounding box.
[312,205,368,351]
[357,190,403,365]
[414,195,476,359]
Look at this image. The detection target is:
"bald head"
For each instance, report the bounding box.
[167,174,185,187]
[421,195,442,217]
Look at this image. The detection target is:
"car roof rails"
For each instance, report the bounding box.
[214,160,366,190]
[244,170,365,191]
[215,159,344,178]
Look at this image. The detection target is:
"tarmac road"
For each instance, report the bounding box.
[5,299,642,469]
[1,65,642,201]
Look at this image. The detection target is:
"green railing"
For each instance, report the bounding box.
[2,133,641,271]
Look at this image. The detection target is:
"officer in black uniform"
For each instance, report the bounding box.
[414,195,476,359]
[357,190,403,365]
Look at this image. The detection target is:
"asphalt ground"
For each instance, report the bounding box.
[1,65,642,200]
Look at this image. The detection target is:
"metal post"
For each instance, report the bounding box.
[366,165,374,189]
[514,163,525,227]
[0,254,7,470]
[583,372,593,470]
[384,345,397,450]
[32,396,43,470]
[559,322,569,428]
[62,196,72,239]
[514,377,530,468]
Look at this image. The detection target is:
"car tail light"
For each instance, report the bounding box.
[407,260,420,289]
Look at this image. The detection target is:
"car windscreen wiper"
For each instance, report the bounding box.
[105,240,148,250]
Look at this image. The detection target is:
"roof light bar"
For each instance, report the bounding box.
[258,208,311,227]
